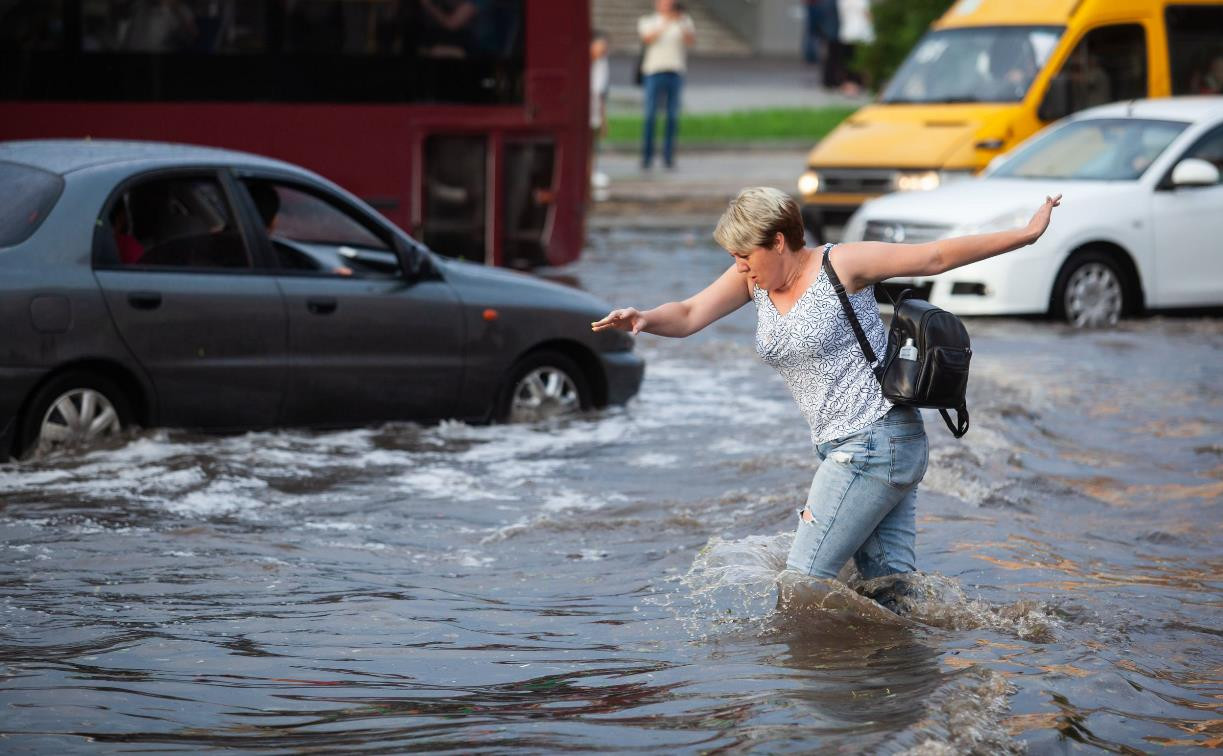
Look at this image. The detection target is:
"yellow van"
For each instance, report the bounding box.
[797,0,1223,237]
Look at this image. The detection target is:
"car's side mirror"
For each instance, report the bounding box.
[1038,74,1071,123]
[1170,157,1220,188]
[396,240,433,282]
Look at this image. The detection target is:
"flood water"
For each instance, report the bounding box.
[2,228,1221,753]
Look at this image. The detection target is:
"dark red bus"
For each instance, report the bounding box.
[0,1,589,269]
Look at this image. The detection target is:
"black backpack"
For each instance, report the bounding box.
[821,245,972,438]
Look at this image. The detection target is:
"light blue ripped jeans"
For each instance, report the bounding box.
[787,405,929,579]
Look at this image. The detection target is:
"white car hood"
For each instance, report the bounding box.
[858,177,1142,227]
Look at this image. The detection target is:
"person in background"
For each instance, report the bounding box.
[1191,54,1223,95]
[590,30,611,197]
[833,0,873,95]
[111,199,144,265]
[638,0,695,171]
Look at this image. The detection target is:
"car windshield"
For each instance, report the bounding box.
[0,161,64,247]
[990,118,1189,181]
[882,26,1063,104]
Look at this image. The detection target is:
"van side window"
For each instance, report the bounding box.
[1041,25,1147,121]
[103,176,251,270]
[1166,6,1223,95]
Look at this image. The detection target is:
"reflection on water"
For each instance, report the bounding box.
[1,229,1221,752]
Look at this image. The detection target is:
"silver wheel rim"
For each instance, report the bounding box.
[1065,262,1122,328]
[38,388,122,456]
[509,367,580,423]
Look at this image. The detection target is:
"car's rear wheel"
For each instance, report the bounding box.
[17,371,133,460]
[1051,251,1129,328]
[499,350,591,423]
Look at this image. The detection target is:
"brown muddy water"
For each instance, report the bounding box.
[2,228,1221,753]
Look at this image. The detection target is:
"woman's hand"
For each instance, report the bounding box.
[592,307,647,335]
[1023,194,1062,245]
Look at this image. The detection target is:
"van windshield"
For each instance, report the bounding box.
[990,118,1188,181]
[882,26,1063,104]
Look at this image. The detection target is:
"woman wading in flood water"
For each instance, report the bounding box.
[592,187,1060,612]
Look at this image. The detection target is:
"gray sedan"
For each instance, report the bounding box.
[0,140,643,460]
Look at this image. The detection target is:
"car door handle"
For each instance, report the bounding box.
[306,297,337,315]
[127,291,162,310]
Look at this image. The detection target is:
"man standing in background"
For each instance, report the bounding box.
[638,0,695,171]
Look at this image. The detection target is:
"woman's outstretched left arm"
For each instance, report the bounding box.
[833,195,1062,293]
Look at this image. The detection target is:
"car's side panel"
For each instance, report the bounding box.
[273,275,465,425]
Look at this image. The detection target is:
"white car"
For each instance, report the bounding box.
[842,97,1223,327]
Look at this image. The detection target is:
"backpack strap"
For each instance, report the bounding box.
[820,243,882,379]
[939,404,970,438]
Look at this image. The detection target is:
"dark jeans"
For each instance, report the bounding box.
[642,71,682,168]
[803,4,825,63]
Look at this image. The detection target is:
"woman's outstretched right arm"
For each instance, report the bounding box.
[591,263,750,338]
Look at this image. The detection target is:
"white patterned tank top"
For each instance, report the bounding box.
[753,245,893,445]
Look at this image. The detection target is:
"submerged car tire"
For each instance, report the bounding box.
[498,350,591,423]
[16,371,133,460]
[1051,250,1130,328]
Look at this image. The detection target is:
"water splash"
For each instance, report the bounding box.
[680,533,1060,642]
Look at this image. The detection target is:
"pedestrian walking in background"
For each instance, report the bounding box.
[589,30,611,198]
[638,0,695,170]
[832,0,874,95]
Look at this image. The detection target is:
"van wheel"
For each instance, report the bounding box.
[1051,251,1129,328]
[498,350,590,423]
[16,371,133,460]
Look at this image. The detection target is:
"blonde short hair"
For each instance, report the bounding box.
[713,186,805,254]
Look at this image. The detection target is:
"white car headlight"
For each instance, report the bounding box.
[798,170,821,196]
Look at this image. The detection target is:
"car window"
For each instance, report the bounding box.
[0,161,64,247]
[1176,126,1223,184]
[104,175,251,269]
[242,179,398,278]
[993,118,1187,181]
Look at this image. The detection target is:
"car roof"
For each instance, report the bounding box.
[0,139,300,176]
[1070,96,1223,124]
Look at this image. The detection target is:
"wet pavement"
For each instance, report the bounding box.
[2,228,1222,752]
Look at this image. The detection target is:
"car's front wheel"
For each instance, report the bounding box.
[1051,251,1130,328]
[17,371,133,460]
[498,350,591,423]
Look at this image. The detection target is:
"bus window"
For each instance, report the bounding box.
[81,0,267,54]
[422,135,487,263]
[1166,6,1223,95]
[503,140,556,270]
[1040,25,1147,122]
[0,0,64,51]
[1,0,524,104]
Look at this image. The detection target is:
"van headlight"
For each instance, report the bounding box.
[893,170,973,192]
[797,170,821,196]
[894,170,940,192]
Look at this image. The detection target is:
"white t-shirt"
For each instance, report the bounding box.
[638,13,695,75]
[837,0,875,44]
[590,56,609,128]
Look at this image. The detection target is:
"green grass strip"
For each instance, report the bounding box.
[605,106,857,144]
